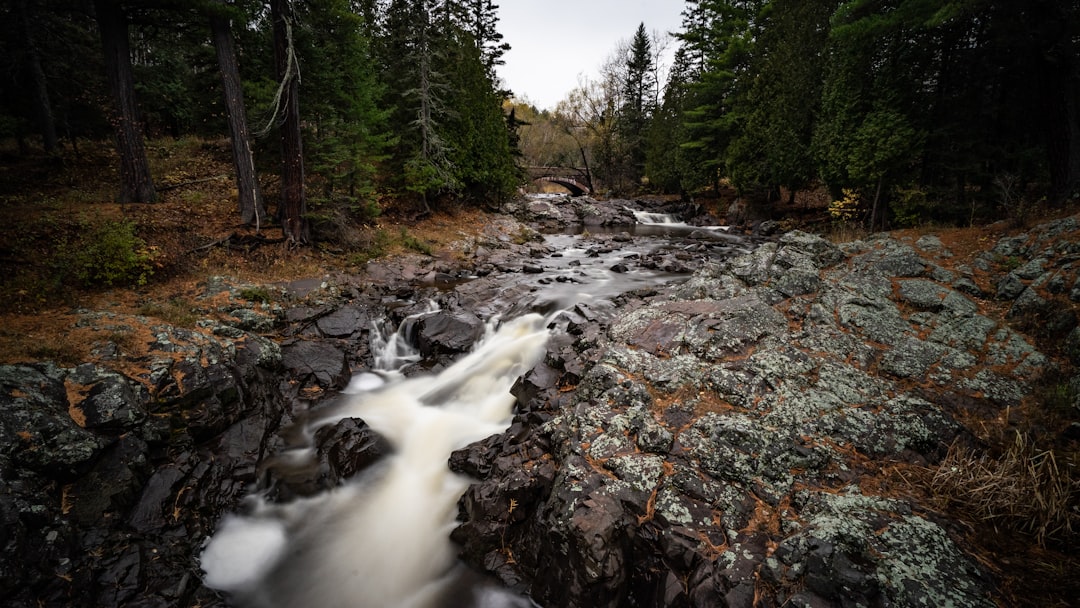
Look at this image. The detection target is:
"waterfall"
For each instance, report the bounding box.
[201,313,551,608]
[368,301,438,372]
[632,209,680,225]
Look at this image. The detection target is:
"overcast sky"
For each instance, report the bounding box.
[495,1,687,110]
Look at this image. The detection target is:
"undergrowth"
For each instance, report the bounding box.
[59,218,158,287]
[916,432,1079,548]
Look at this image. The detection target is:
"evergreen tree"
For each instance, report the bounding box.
[296,0,392,210]
[677,0,764,195]
[620,23,656,187]
[645,46,695,194]
[463,0,510,83]
[725,0,838,202]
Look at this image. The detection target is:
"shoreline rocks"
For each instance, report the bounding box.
[449,214,1080,607]
[1,198,1077,607]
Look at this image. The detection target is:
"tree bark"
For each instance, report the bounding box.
[271,0,308,246]
[1029,0,1080,205]
[16,0,58,153]
[210,9,268,229]
[93,0,157,203]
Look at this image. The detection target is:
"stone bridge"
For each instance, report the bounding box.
[526,166,592,196]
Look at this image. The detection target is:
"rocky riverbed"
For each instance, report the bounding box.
[1,195,1078,607]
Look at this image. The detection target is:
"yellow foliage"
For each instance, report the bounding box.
[828,188,861,222]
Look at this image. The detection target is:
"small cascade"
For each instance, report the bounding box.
[201,312,551,608]
[632,209,681,225]
[369,301,439,372]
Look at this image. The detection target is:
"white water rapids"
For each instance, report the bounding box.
[200,312,552,608]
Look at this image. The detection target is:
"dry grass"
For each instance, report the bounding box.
[918,433,1079,548]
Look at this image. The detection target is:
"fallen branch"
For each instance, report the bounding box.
[158,175,231,192]
[187,232,287,254]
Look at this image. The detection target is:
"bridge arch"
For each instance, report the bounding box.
[534,175,590,196]
[526,166,592,196]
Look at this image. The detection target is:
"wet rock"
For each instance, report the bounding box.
[315,417,391,485]
[315,305,370,338]
[280,339,351,389]
[418,310,485,356]
[68,436,150,525]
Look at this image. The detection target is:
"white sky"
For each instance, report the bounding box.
[496,1,687,110]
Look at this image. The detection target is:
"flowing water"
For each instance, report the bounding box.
[201,198,755,607]
[201,313,551,608]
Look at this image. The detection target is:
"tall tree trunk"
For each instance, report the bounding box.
[271,0,307,245]
[16,0,57,153]
[210,9,267,229]
[1029,0,1080,205]
[1039,43,1080,205]
[93,0,157,203]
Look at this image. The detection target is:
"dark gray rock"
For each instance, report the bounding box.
[315,305,370,338]
[280,339,351,389]
[418,310,485,356]
[0,363,105,476]
[68,364,148,430]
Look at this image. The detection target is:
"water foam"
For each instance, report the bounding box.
[201,313,550,608]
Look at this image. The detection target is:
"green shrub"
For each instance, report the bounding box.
[399,228,432,255]
[239,286,272,303]
[891,186,935,228]
[67,219,156,287]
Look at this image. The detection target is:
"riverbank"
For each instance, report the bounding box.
[1,159,1078,605]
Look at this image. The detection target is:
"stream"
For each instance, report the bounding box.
[200,199,754,607]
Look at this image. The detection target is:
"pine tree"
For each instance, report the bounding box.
[677,0,764,195]
[726,0,838,202]
[297,0,392,210]
[620,23,656,187]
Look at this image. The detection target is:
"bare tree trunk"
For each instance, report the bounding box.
[869,175,885,232]
[93,0,157,203]
[271,0,307,246]
[16,0,57,153]
[578,145,593,192]
[210,8,267,229]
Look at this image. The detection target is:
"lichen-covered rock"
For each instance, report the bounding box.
[766,489,994,608]
[0,363,106,476]
[450,222,1075,608]
[0,309,287,608]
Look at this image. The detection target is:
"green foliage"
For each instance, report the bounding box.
[138,297,198,328]
[891,186,934,227]
[399,228,432,255]
[297,0,393,202]
[239,286,272,303]
[63,219,156,288]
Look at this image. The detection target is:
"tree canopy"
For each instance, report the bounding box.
[4,0,1077,231]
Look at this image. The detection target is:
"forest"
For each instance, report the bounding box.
[2,0,1078,242]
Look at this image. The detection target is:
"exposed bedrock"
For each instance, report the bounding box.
[451,218,1080,608]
